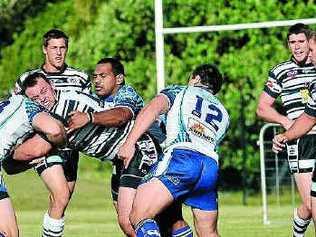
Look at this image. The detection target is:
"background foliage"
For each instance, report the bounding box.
[1,0,316,194]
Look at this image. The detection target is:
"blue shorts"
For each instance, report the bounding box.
[150,148,219,211]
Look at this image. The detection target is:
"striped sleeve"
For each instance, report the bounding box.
[305,79,316,117]
[24,98,46,123]
[263,70,282,98]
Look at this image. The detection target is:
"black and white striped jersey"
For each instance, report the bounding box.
[264,58,316,120]
[305,79,316,117]
[14,64,91,94]
[50,90,133,161]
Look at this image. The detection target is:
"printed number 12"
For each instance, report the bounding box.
[192,96,222,131]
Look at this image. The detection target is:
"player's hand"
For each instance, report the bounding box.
[118,142,136,168]
[272,133,288,153]
[67,111,90,133]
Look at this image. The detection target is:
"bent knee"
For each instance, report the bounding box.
[51,190,70,208]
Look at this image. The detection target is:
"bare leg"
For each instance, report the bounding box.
[0,198,19,237]
[191,208,218,237]
[117,187,137,237]
[294,173,312,219]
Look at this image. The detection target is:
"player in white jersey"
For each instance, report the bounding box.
[118,63,229,237]
[273,31,316,234]
[0,95,65,237]
[257,23,316,236]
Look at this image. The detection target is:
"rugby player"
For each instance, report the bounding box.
[0,94,65,237]
[257,23,315,236]
[13,28,91,237]
[118,63,230,237]
[273,31,316,234]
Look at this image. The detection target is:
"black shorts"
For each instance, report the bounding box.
[286,134,316,174]
[111,133,160,201]
[35,149,79,182]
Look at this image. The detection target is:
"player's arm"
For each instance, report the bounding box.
[256,92,293,129]
[32,112,66,145]
[13,134,52,161]
[67,107,132,132]
[272,112,316,153]
[118,95,169,168]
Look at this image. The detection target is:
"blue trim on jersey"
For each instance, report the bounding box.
[160,85,186,109]
[100,85,144,117]
[24,98,45,123]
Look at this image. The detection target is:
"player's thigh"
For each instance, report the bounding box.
[40,164,69,196]
[191,208,218,237]
[131,179,173,224]
[0,197,18,237]
[294,172,312,204]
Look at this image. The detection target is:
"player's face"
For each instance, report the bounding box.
[308,39,316,66]
[43,38,67,71]
[288,33,310,63]
[25,78,56,109]
[92,63,118,97]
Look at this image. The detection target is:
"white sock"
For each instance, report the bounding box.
[293,208,310,237]
[42,212,65,237]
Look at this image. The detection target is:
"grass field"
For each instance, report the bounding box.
[4,159,315,237]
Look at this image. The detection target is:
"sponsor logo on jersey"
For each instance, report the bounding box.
[166,175,180,185]
[300,88,311,104]
[287,70,297,79]
[188,118,215,143]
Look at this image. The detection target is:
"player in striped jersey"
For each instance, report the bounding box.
[22,59,191,237]
[12,29,90,237]
[118,63,229,237]
[13,29,91,94]
[273,31,316,235]
[257,23,316,236]
[0,95,66,237]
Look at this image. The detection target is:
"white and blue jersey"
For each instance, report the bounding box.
[149,85,230,211]
[0,95,44,198]
[0,95,45,162]
[161,85,229,161]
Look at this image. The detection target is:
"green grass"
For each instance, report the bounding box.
[4,159,315,236]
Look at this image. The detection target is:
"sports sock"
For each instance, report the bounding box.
[42,212,64,237]
[172,225,193,237]
[135,219,161,237]
[293,208,310,237]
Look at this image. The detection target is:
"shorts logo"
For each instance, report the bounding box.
[166,175,180,185]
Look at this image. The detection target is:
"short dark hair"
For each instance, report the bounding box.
[192,64,223,94]
[287,23,310,40]
[20,72,49,94]
[309,31,316,42]
[97,57,125,76]
[43,29,69,48]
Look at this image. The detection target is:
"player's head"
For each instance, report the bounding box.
[287,23,310,63]
[42,29,69,71]
[189,63,223,94]
[308,31,316,66]
[92,57,125,97]
[22,72,56,109]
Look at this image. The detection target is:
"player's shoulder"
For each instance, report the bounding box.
[18,68,42,81]
[161,85,186,95]
[269,59,295,75]
[65,65,89,79]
